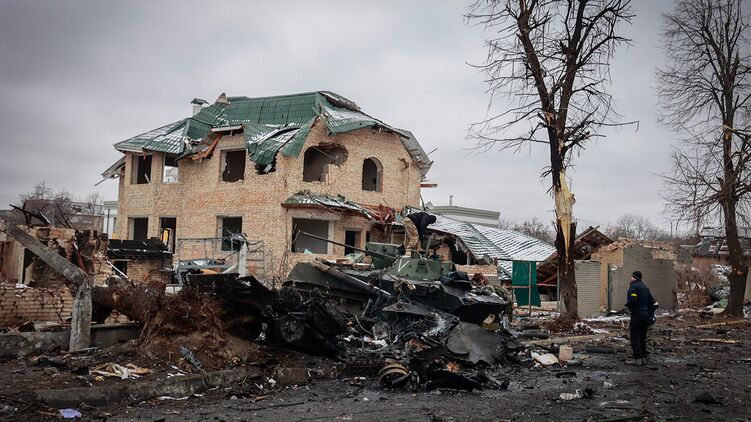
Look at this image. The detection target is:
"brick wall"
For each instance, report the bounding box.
[0,287,73,325]
[608,245,677,310]
[574,260,602,318]
[0,286,130,326]
[117,119,424,280]
[122,259,169,284]
[592,247,624,309]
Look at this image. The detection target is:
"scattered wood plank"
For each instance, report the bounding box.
[698,338,738,344]
[523,333,612,346]
[694,320,749,329]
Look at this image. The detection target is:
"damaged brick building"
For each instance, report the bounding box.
[102,91,432,281]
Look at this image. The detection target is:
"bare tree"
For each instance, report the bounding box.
[19,181,53,202]
[80,192,104,215]
[608,214,667,241]
[514,217,556,243]
[498,218,514,230]
[658,0,751,316]
[467,0,634,319]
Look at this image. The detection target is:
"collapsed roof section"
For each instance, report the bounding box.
[396,209,556,278]
[107,91,432,177]
[282,191,396,224]
[536,226,614,286]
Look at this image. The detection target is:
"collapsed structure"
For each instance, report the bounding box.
[102,91,431,282]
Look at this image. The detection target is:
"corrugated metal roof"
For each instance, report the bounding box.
[400,209,555,278]
[473,225,556,262]
[283,192,377,219]
[110,91,432,177]
[699,226,751,239]
[101,156,126,178]
[114,120,183,152]
[246,126,301,166]
[430,214,511,261]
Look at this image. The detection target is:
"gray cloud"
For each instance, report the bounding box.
[0,0,679,231]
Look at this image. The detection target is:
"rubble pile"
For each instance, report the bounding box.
[181,268,521,390]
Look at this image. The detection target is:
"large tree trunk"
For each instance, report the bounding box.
[92,277,165,323]
[722,198,748,316]
[556,220,579,320]
[720,124,749,316]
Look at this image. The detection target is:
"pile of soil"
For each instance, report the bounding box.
[138,289,263,369]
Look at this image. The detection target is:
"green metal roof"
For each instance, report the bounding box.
[283,192,378,220]
[111,91,432,176]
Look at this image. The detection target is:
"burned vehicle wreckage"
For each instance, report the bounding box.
[188,233,522,391]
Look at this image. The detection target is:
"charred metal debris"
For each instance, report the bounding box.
[187,236,522,392]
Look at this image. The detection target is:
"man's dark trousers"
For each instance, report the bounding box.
[629,318,649,359]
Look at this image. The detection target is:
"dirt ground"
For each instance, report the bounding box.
[2,311,746,422]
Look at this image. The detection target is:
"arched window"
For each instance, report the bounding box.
[362,157,383,192]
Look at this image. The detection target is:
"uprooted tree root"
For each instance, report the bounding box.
[138,288,261,369]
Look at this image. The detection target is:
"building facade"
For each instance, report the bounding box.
[104,91,431,281]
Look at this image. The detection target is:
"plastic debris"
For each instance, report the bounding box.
[531,352,559,366]
[59,409,82,419]
[91,363,151,380]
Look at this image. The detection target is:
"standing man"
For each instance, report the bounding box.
[625,271,656,365]
[403,211,437,254]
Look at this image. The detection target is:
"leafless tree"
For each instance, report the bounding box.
[80,192,104,215]
[658,0,751,316]
[607,214,667,241]
[514,217,556,243]
[466,0,634,319]
[19,181,53,202]
[498,218,514,230]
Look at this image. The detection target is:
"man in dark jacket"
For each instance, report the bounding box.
[625,271,656,365]
[404,211,437,252]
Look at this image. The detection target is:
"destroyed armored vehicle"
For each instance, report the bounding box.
[285,233,513,325]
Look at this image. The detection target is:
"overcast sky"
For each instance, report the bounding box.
[0,0,683,231]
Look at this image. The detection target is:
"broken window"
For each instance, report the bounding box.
[162,155,179,183]
[302,144,347,182]
[221,150,246,182]
[362,157,383,192]
[291,218,330,254]
[113,260,128,276]
[344,230,361,255]
[159,217,176,252]
[219,216,243,251]
[129,217,148,240]
[132,155,152,184]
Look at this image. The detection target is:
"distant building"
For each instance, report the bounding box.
[693,226,751,267]
[426,198,500,228]
[103,200,118,238]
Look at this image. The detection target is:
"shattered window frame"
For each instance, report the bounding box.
[162,154,179,183]
[131,154,153,185]
[302,145,347,183]
[220,149,247,183]
[218,215,243,252]
[291,218,331,254]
